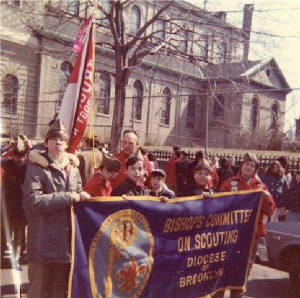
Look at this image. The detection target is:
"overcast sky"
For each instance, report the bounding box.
[187,0,300,133]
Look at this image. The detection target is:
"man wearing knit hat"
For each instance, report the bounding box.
[214,152,275,298]
[22,119,91,298]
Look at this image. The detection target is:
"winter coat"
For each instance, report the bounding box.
[77,148,103,187]
[111,177,151,196]
[177,182,215,197]
[83,172,112,197]
[165,156,181,186]
[1,157,27,226]
[286,174,300,213]
[150,185,176,199]
[22,150,82,264]
[262,175,288,208]
[220,172,275,237]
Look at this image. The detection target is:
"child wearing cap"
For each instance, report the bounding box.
[214,152,275,298]
[177,158,216,197]
[149,169,175,200]
[84,155,121,197]
[111,156,151,196]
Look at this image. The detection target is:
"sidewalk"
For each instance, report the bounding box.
[1,257,28,298]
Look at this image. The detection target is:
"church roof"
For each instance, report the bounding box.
[201,57,291,92]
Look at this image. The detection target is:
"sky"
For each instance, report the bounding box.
[187,0,300,134]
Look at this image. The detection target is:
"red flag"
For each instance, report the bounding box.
[72,17,91,53]
[58,17,95,153]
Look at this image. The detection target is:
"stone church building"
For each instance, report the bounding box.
[0,0,291,148]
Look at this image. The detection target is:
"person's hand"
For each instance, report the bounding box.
[122,195,128,200]
[80,191,91,201]
[202,192,212,198]
[159,196,169,203]
[70,192,80,202]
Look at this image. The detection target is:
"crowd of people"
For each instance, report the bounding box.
[1,120,299,298]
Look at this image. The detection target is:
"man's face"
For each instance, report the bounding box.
[150,175,164,191]
[121,132,138,156]
[101,167,119,181]
[127,160,144,183]
[241,161,256,179]
[46,136,67,157]
[193,169,212,188]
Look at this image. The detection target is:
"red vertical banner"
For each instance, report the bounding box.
[58,17,95,153]
[69,20,95,153]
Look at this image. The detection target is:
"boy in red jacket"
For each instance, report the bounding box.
[213,153,275,298]
[84,154,121,197]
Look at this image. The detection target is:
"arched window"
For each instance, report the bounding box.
[2,74,18,114]
[133,80,143,120]
[97,72,111,114]
[213,95,224,117]
[160,88,171,125]
[130,5,141,34]
[251,97,259,130]
[186,95,196,129]
[178,29,188,53]
[271,103,279,129]
[154,20,165,41]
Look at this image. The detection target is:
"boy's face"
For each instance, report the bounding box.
[241,161,256,179]
[193,169,212,187]
[150,175,164,191]
[127,160,144,183]
[101,167,119,181]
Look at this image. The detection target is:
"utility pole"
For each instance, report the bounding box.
[10,98,13,141]
[205,94,209,155]
[203,0,208,10]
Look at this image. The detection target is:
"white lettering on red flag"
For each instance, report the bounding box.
[58,17,95,153]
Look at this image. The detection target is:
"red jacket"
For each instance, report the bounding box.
[212,166,219,188]
[84,172,112,197]
[111,151,152,188]
[165,156,180,186]
[220,172,275,237]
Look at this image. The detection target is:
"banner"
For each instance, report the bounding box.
[58,16,95,153]
[72,17,92,53]
[68,190,263,298]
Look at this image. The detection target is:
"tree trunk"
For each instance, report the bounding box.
[110,76,126,153]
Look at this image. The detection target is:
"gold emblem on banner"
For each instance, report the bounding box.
[89,209,154,298]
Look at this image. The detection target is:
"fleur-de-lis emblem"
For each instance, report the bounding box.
[116,258,148,294]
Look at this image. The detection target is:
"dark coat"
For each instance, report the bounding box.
[111,178,150,196]
[177,182,215,197]
[150,185,175,199]
[286,175,300,213]
[262,175,288,208]
[77,148,103,187]
[1,157,27,225]
[22,150,82,264]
